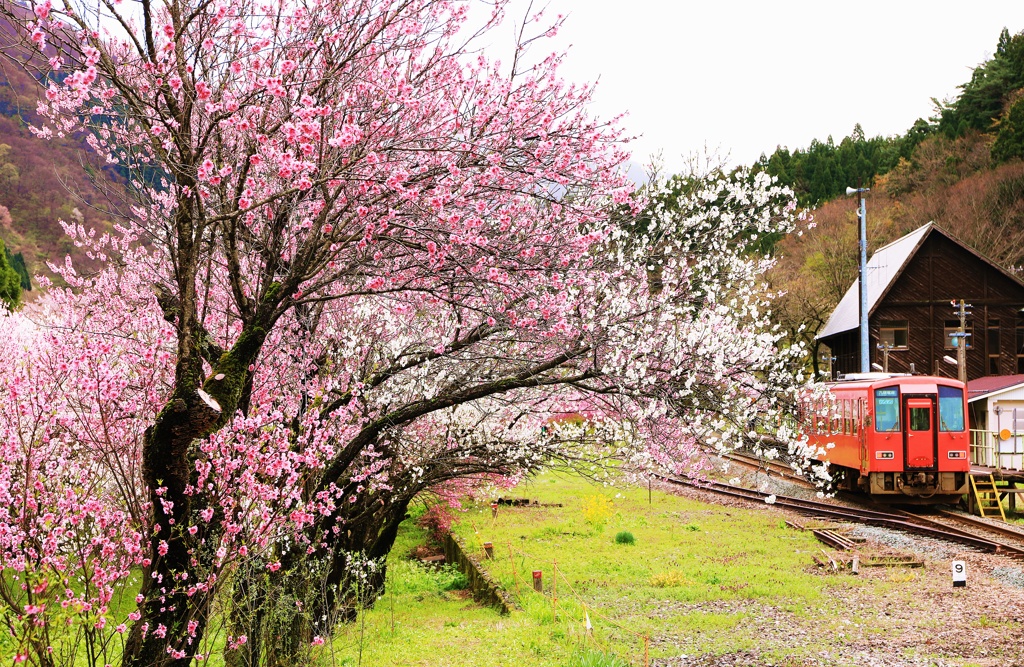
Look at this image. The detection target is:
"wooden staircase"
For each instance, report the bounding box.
[970,474,1007,522]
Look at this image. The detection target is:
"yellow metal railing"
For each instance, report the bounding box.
[969,429,1024,470]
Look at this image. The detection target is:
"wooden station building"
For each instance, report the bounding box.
[818,222,1024,381]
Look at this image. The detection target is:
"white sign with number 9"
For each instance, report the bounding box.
[952,560,966,587]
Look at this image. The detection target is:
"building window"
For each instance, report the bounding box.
[944,320,973,350]
[1018,319,1024,373]
[879,321,909,350]
[988,320,1000,375]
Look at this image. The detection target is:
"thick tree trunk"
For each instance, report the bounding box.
[121,392,222,666]
[123,325,270,667]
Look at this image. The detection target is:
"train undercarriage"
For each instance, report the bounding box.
[833,466,968,505]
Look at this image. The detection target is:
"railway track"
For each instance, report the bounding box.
[657,473,1024,561]
[935,509,1024,544]
[721,451,819,489]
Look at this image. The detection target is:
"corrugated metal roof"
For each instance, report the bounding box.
[817,223,934,340]
[967,374,1024,402]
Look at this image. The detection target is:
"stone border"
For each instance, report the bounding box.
[443,533,517,614]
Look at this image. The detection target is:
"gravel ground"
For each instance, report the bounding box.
[654,463,1024,667]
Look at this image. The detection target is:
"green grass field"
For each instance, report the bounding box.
[7,471,999,666]
[327,472,893,666]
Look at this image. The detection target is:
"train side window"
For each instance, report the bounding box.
[938,386,965,432]
[874,388,900,432]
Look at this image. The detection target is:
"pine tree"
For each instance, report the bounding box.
[0,236,21,308]
[992,97,1024,163]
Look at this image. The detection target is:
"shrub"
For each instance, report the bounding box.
[614,531,635,545]
[416,503,455,545]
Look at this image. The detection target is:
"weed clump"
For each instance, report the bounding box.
[614,531,635,545]
[389,561,468,595]
[563,648,630,667]
[582,494,613,531]
[650,570,691,588]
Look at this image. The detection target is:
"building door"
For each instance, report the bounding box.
[904,396,936,469]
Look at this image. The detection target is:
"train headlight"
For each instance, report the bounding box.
[947,451,967,459]
[875,451,894,460]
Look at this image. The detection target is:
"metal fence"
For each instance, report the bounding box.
[970,429,1024,470]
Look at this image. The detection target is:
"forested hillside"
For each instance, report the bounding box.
[764,27,1024,374]
[0,32,123,296]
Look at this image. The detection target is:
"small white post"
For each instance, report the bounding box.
[952,560,966,588]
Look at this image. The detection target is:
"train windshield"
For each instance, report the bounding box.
[938,386,965,432]
[874,387,900,432]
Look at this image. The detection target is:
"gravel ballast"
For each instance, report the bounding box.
[653,464,1024,667]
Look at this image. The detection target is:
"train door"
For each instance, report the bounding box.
[858,398,868,471]
[903,396,937,469]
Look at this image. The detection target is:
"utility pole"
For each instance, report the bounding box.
[825,354,836,380]
[951,299,972,384]
[877,343,893,373]
[846,187,870,373]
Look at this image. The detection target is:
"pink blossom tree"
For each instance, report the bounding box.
[0,0,812,665]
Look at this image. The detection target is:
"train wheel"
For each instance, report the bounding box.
[826,464,853,493]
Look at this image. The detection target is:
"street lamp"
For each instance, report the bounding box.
[846,186,870,373]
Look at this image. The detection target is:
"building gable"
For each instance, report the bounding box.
[818,222,1024,380]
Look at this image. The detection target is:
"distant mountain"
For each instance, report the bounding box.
[0,20,124,292]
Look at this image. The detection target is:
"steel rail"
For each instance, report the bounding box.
[657,474,1024,560]
[936,509,1024,543]
[722,451,814,485]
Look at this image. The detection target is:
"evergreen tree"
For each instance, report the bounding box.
[3,245,29,291]
[0,236,21,308]
[937,27,1024,140]
[992,97,1024,163]
[759,128,903,206]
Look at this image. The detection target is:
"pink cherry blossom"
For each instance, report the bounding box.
[0,1,812,664]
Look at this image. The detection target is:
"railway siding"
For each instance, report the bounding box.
[657,472,1024,562]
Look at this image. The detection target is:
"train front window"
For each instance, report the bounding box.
[909,407,931,431]
[938,386,965,432]
[874,388,900,432]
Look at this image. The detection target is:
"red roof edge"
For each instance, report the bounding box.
[967,374,1024,397]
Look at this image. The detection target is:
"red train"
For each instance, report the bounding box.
[800,373,970,503]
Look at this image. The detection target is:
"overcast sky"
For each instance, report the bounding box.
[504,0,1024,176]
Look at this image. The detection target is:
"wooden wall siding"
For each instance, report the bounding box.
[821,231,1024,380]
